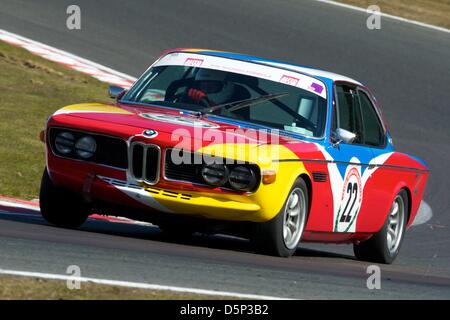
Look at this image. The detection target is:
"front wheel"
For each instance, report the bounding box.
[353,190,408,264]
[39,168,90,228]
[252,178,309,257]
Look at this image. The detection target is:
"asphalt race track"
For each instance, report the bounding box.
[0,0,449,298]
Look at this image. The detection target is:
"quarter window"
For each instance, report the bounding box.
[358,91,384,146]
[334,85,363,144]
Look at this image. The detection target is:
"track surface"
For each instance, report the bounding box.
[0,0,449,298]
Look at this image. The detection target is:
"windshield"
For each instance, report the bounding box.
[124,62,327,138]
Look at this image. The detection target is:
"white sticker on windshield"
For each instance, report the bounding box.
[154,52,327,99]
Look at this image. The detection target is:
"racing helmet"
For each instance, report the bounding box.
[194,68,235,104]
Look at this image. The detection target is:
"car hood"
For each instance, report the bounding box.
[51,102,307,146]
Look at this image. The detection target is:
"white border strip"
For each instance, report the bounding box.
[0,200,40,212]
[0,29,137,88]
[314,0,450,34]
[0,268,291,300]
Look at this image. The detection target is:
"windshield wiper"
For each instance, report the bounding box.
[200,92,289,115]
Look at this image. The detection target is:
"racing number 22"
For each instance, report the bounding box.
[340,182,358,223]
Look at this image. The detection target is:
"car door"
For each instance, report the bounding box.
[325,83,376,233]
[354,88,393,232]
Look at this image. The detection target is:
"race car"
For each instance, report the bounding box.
[39,48,429,263]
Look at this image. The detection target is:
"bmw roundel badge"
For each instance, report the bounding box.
[143,129,158,138]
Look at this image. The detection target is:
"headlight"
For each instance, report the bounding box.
[55,132,75,155]
[228,166,257,191]
[75,136,97,159]
[201,164,228,186]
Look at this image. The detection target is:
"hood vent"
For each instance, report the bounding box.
[312,171,328,182]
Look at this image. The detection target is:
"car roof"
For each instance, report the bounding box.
[169,48,363,86]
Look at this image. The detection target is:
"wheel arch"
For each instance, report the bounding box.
[400,186,412,226]
[385,183,412,229]
[299,173,312,217]
[370,181,410,234]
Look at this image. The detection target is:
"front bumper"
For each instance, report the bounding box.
[97,175,261,221]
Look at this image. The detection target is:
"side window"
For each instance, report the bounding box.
[334,85,363,144]
[358,91,384,146]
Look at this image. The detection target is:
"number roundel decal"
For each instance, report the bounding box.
[334,167,363,232]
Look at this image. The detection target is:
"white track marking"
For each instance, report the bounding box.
[313,0,450,34]
[412,200,433,226]
[0,200,39,212]
[0,29,137,88]
[0,268,292,300]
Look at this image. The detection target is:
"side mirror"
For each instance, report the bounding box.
[108,85,126,100]
[333,128,357,147]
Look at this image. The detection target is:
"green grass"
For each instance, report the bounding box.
[336,0,450,29]
[0,275,233,300]
[0,41,110,200]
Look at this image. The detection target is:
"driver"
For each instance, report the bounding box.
[186,68,235,106]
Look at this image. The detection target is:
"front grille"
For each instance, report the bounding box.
[49,127,128,169]
[164,149,203,184]
[130,142,161,184]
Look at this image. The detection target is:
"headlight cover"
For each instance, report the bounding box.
[228,166,257,191]
[54,132,75,155]
[201,163,229,187]
[75,136,97,159]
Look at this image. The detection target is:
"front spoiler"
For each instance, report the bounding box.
[96,176,261,221]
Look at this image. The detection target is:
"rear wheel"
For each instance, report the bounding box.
[39,168,90,228]
[353,190,408,264]
[252,178,308,257]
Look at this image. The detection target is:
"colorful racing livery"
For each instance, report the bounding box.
[40,49,429,263]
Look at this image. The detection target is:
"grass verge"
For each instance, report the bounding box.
[0,41,110,200]
[335,0,450,29]
[0,275,234,300]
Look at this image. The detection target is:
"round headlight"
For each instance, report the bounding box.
[75,136,97,159]
[201,164,228,187]
[55,132,75,155]
[229,166,257,191]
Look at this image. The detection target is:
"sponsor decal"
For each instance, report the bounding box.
[308,82,324,94]
[280,75,300,86]
[184,58,204,67]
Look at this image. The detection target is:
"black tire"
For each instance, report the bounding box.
[39,168,90,228]
[251,177,309,257]
[353,189,409,264]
